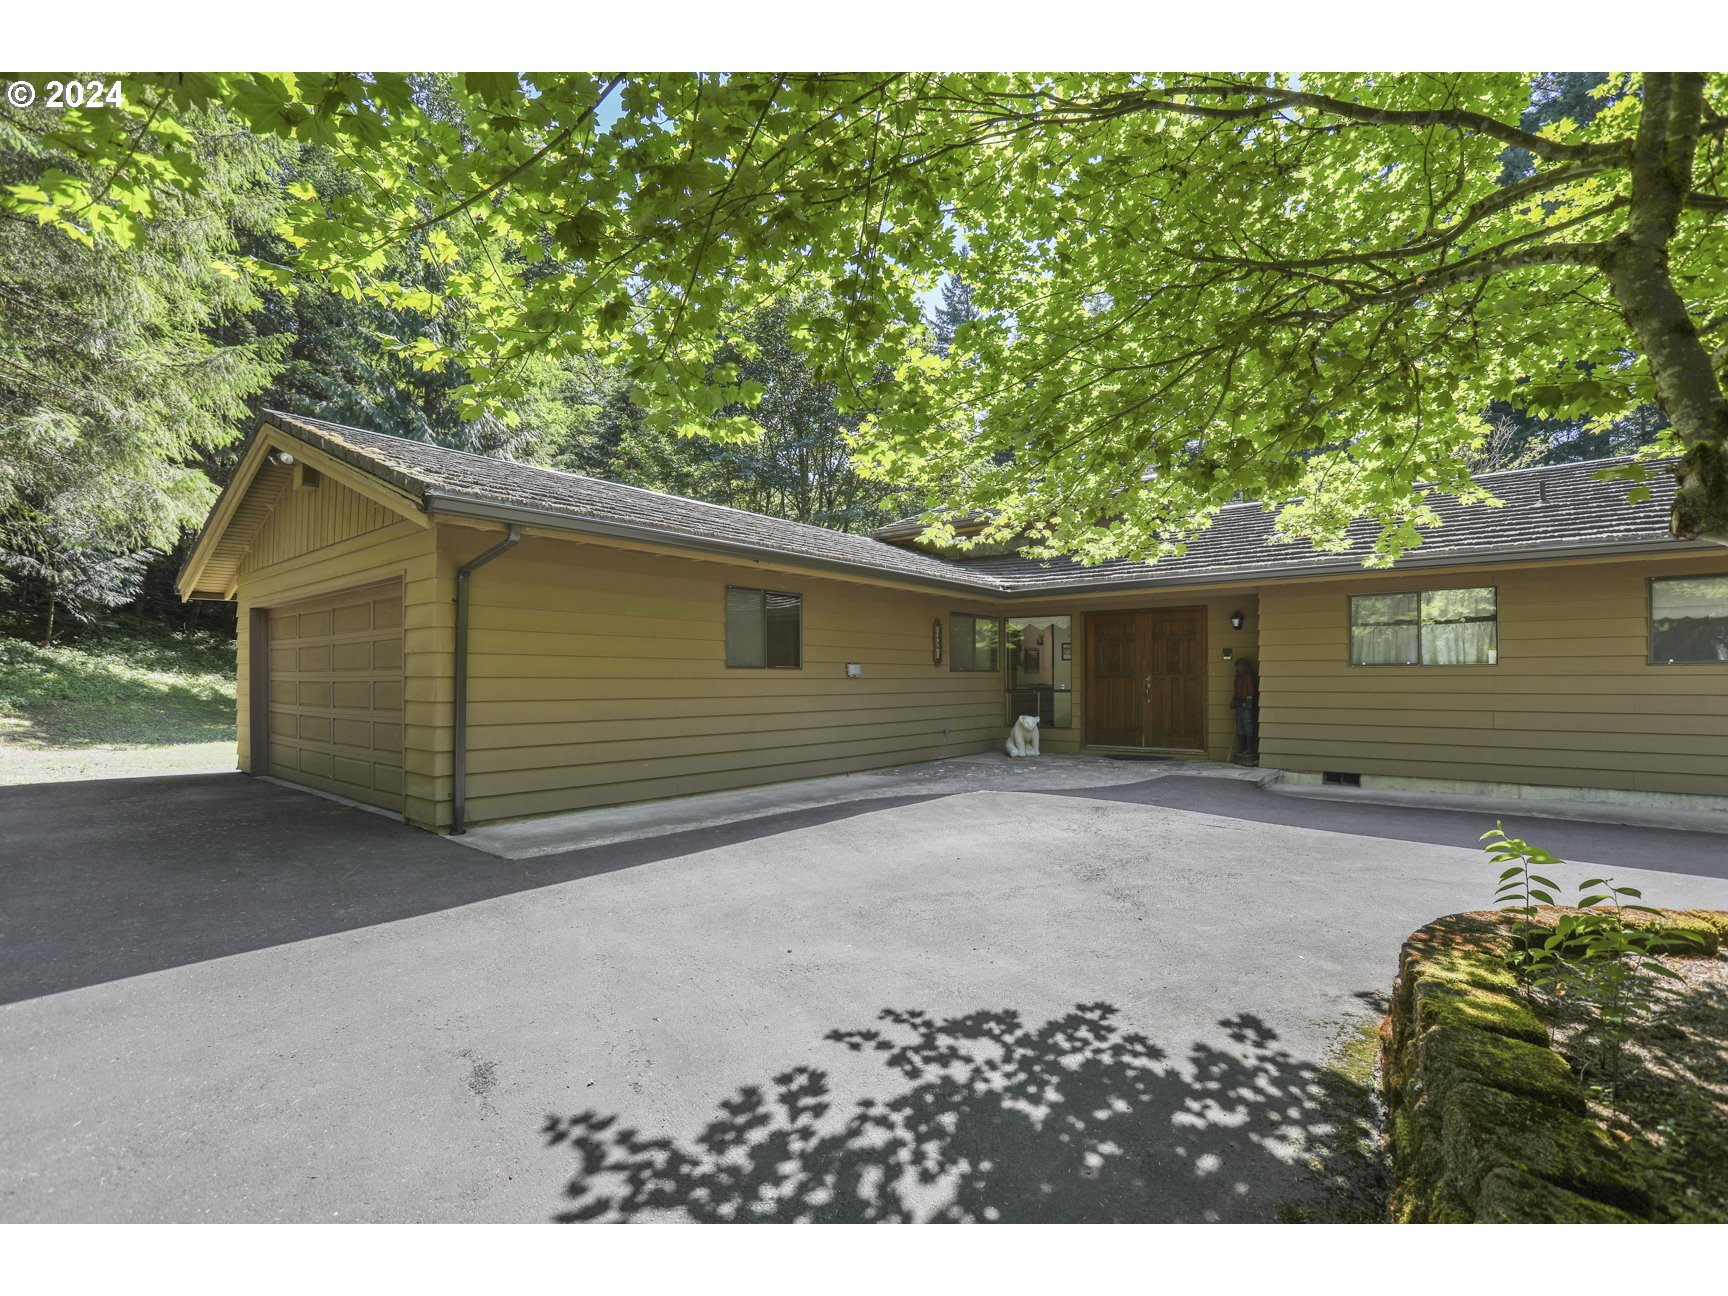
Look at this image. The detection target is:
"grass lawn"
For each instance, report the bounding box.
[0,628,237,784]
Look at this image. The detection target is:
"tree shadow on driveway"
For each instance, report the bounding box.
[0,772,943,1004]
[544,1002,1388,1223]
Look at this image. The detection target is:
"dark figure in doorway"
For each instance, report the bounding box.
[1232,657,1259,763]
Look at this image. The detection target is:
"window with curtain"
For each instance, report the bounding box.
[949,613,1002,672]
[1350,587,1497,666]
[1650,576,1728,664]
[725,587,801,668]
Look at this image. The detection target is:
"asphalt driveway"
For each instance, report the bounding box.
[4,768,1727,1222]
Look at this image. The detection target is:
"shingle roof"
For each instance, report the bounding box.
[872,508,993,542]
[942,459,1690,591]
[262,412,1699,597]
[263,412,1004,592]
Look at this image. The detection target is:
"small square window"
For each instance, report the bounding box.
[950,613,1002,672]
[726,587,801,669]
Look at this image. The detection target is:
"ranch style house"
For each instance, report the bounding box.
[176,412,1728,833]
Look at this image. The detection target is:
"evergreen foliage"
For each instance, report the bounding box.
[17,72,1720,559]
[5,72,1726,649]
[0,103,284,639]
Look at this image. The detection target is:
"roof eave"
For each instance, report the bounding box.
[175,428,277,600]
[426,491,1708,601]
[990,535,1714,596]
[421,491,1014,598]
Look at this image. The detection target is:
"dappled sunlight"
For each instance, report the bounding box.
[545,1002,1385,1223]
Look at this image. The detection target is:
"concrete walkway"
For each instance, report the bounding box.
[454,751,1272,858]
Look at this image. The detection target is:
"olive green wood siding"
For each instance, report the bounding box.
[238,475,394,577]
[232,475,441,825]
[440,527,1007,826]
[1257,553,1728,797]
[225,472,1725,829]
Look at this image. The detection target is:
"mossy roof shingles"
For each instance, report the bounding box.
[266,411,1695,596]
[945,459,1685,591]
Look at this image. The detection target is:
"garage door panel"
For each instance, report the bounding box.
[332,754,373,786]
[331,680,372,710]
[333,603,372,634]
[264,580,404,813]
[331,717,371,748]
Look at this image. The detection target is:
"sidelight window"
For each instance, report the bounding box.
[1005,614,1073,727]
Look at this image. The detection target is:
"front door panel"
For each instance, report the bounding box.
[1145,608,1205,749]
[1086,607,1207,751]
[1087,612,1143,747]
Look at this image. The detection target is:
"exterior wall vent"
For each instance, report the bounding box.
[1322,771,1362,787]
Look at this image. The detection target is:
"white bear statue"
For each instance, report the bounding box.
[1005,714,1041,758]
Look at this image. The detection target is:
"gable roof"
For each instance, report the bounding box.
[247,412,1009,594]
[182,412,1705,602]
[176,416,428,600]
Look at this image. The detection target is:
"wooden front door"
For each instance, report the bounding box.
[1086,608,1207,750]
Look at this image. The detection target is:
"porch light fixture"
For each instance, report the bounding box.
[1230,610,1244,630]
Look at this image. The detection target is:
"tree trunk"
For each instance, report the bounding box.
[1602,73,1728,544]
[42,596,55,647]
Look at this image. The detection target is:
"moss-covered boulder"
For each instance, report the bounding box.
[1414,1025,1583,1114]
[1438,1082,1651,1216]
[1475,1167,1640,1224]
[1630,908,1723,956]
[1409,977,1548,1047]
[1508,905,1723,958]
[1688,909,1728,940]
[1378,907,1708,1224]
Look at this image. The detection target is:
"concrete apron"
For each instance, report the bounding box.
[450,752,1277,860]
[1270,779,1728,837]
